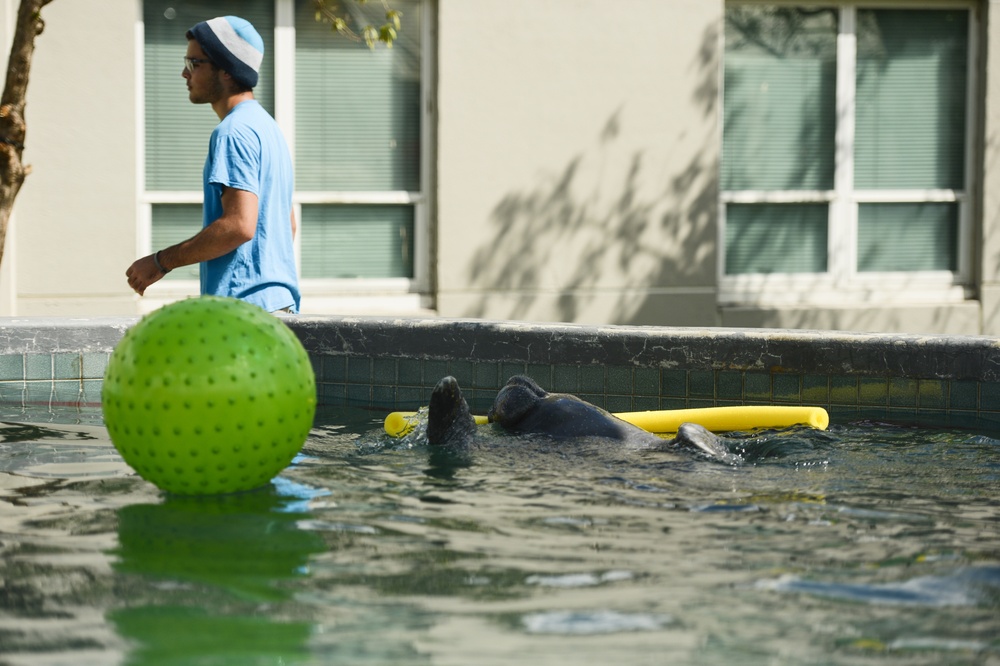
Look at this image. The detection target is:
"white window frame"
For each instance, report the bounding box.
[135,0,435,315]
[718,1,979,307]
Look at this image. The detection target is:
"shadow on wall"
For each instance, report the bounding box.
[734,300,975,335]
[460,24,721,327]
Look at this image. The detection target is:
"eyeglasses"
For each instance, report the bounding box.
[183,57,214,74]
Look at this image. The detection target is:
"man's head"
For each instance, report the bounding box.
[185,16,263,91]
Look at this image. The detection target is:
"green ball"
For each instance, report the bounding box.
[102,296,316,495]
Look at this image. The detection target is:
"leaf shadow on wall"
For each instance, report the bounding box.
[458,25,721,327]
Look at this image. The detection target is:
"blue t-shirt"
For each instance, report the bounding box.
[202,100,300,313]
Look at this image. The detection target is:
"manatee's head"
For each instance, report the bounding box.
[488,375,548,428]
[426,376,476,448]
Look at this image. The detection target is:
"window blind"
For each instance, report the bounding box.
[722,7,837,192]
[150,204,202,281]
[294,0,422,192]
[300,205,414,279]
[726,204,828,274]
[857,203,957,272]
[854,10,968,190]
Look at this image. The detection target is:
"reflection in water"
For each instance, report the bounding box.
[109,482,326,664]
[113,483,325,601]
[756,566,1000,607]
[111,606,312,666]
[521,609,674,635]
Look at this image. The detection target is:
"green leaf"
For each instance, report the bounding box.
[379,24,396,46]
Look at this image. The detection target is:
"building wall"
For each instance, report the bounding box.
[982,0,1000,335]
[0,0,995,336]
[4,0,138,316]
[434,0,993,334]
[435,0,722,326]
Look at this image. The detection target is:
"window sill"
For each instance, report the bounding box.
[140,279,433,316]
[719,275,971,308]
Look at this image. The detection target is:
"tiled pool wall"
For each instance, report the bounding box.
[2,316,1000,425]
[0,319,132,415]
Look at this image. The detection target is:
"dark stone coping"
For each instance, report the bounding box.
[0,317,135,355]
[2,315,999,383]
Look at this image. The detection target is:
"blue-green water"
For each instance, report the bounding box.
[0,399,998,665]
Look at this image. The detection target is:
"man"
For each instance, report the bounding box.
[126,16,300,314]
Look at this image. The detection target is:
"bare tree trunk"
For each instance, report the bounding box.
[0,0,52,270]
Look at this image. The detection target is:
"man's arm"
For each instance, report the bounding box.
[126,188,258,296]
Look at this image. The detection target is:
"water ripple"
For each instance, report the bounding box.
[521,610,673,635]
[755,566,1000,607]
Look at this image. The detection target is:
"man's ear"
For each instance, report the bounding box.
[218,70,239,93]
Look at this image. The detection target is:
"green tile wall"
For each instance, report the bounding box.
[3,349,1000,426]
[302,356,1000,423]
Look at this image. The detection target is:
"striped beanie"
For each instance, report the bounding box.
[186,16,264,89]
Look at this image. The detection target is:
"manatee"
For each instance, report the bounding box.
[488,375,731,459]
[427,374,733,461]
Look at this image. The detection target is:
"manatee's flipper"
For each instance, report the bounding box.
[673,422,741,463]
[426,376,477,449]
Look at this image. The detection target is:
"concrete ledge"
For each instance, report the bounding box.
[287,316,1000,382]
[0,317,136,355]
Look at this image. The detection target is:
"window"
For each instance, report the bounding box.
[141,0,430,309]
[294,0,423,281]
[721,4,975,305]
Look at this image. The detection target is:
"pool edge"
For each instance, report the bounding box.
[2,315,998,420]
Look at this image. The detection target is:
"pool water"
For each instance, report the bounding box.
[0,403,998,665]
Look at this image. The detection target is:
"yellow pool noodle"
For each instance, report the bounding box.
[383,405,828,438]
[383,411,490,438]
[614,405,829,433]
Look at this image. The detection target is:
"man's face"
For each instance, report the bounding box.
[183,40,225,105]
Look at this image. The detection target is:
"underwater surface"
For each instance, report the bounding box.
[0,399,998,665]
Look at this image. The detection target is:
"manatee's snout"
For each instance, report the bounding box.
[427,376,476,448]
[429,376,461,416]
[433,375,459,397]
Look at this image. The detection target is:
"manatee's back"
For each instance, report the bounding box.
[511,395,633,440]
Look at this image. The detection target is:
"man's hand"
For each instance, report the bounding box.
[125,188,258,297]
[126,254,166,296]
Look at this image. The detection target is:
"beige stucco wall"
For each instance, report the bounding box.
[1,0,138,316]
[982,0,1000,335]
[720,303,983,335]
[0,0,993,335]
[435,0,722,326]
